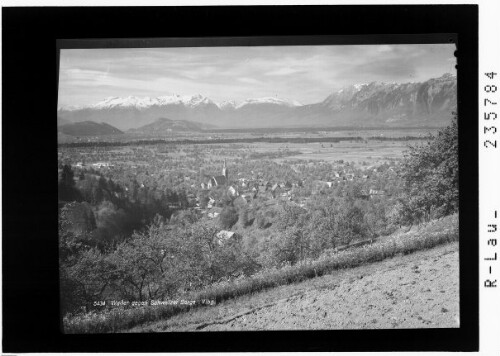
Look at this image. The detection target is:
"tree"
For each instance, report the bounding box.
[189,221,257,283]
[255,210,271,229]
[400,116,458,222]
[269,226,310,266]
[129,179,140,202]
[93,200,128,251]
[238,206,253,227]
[334,203,367,245]
[274,203,307,232]
[387,199,416,229]
[219,206,239,229]
[170,209,199,227]
[109,216,185,301]
[61,164,75,188]
[59,201,97,249]
[307,204,338,255]
[60,247,114,314]
[199,194,210,209]
[59,164,81,201]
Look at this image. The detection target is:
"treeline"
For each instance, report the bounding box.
[367,135,434,141]
[208,125,442,134]
[59,136,365,148]
[246,150,302,160]
[59,135,435,149]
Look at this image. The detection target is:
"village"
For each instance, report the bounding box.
[195,160,390,222]
[62,155,393,211]
[58,139,404,250]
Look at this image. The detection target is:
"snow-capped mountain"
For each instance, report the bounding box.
[217,100,237,110]
[58,94,303,130]
[58,74,456,130]
[235,97,302,109]
[60,94,300,112]
[69,94,219,111]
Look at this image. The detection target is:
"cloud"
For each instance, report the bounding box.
[60,68,110,83]
[238,77,264,85]
[265,67,303,76]
[58,44,456,107]
[178,66,218,80]
[346,57,417,79]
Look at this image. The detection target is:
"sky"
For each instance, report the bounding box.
[58,43,456,108]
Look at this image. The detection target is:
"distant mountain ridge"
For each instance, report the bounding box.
[129,117,216,134]
[317,73,457,124]
[58,73,456,130]
[58,121,123,136]
[60,94,302,112]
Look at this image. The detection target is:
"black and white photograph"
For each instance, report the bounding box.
[2,3,484,352]
[57,41,460,333]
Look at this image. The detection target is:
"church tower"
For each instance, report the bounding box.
[222,160,228,180]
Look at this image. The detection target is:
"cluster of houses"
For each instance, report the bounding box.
[196,161,392,219]
[311,166,394,199]
[192,162,389,246]
[72,161,114,169]
[194,161,304,219]
[314,178,387,199]
[202,162,302,198]
[318,170,370,185]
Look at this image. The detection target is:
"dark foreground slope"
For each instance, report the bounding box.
[132,242,459,331]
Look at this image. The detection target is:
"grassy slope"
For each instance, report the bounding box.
[64,214,458,333]
[131,241,459,331]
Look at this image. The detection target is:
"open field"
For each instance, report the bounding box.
[59,128,438,168]
[59,127,439,143]
[257,141,411,164]
[130,241,459,332]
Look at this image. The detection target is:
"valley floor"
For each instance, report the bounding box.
[129,241,459,332]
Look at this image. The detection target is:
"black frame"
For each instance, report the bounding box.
[3,5,478,352]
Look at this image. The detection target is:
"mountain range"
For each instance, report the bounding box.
[58,73,457,130]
